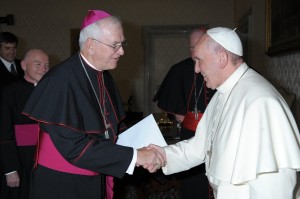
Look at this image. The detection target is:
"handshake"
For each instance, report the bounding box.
[136,144,166,173]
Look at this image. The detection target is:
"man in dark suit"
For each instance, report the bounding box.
[0,32,24,90]
[0,32,24,198]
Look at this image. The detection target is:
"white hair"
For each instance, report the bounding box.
[78,16,122,49]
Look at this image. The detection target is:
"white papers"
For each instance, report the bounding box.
[117,114,167,148]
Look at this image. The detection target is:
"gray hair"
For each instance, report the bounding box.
[208,37,243,64]
[78,16,122,49]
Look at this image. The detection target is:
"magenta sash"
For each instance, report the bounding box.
[15,124,39,146]
[37,131,99,176]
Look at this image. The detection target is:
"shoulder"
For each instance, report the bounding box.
[0,60,7,71]
[234,69,283,106]
[166,57,194,78]
[171,57,194,69]
[44,54,80,81]
[241,69,276,95]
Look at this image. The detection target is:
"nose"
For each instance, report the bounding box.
[41,65,49,73]
[116,46,124,55]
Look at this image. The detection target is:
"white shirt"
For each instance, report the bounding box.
[0,57,15,73]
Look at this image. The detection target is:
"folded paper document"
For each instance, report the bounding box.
[117,114,167,148]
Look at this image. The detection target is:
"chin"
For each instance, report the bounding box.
[109,64,118,70]
[205,83,212,89]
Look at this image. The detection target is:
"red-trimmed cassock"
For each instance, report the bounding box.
[22,53,133,199]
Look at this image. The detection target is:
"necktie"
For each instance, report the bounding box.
[10,64,18,76]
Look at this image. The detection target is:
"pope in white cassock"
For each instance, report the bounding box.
[149,27,300,199]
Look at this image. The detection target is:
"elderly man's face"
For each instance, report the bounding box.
[21,50,49,84]
[91,23,125,71]
[193,35,221,89]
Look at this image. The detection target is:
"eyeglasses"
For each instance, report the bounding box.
[91,38,128,51]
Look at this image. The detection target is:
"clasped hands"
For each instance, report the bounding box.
[136,144,166,173]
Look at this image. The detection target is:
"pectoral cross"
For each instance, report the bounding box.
[104,123,111,139]
[192,107,200,120]
[207,142,213,167]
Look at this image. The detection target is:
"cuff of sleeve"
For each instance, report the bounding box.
[126,148,137,175]
[5,171,17,175]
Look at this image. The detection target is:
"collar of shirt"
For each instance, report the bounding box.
[217,63,248,94]
[80,53,102,72]
[0,57,14,72]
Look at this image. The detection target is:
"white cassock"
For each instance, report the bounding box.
[162,63,300,199]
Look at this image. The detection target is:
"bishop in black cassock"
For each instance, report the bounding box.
[23,53,133,199]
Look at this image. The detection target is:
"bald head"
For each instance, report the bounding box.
[23,49,47,61]
[189,29,206,50]
[21,49,49,84]
[189,28,206,60]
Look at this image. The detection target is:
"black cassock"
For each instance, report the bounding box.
[153,58,213,117]
[23,53,133,199]
[0,79,36,199]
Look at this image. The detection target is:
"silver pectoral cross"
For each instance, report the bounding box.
[192,107,200,120]
[207,142,213,167]
[104,123,111,139]
[104,130,109,139]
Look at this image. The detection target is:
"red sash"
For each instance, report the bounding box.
[37,131,99,176]
[15,124,39,146]
[182,111,203,131]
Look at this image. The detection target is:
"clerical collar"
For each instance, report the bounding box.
[79,53,102,72]
[0,57,14,71]
[217,63,248,94]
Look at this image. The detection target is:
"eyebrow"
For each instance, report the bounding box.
[112,39,126,45]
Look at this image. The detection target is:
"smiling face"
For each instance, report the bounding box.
[21,49,49,84]
[82,17,126,71]
[193,34,223,89]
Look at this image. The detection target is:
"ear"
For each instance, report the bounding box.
[21,60,26,71]
[85,38,95,55]
[218,50,228,69]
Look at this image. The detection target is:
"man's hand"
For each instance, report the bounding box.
[136,147,166,173]
[147,144,166,165]
[6,171,20,187]
[175,114,185,123]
